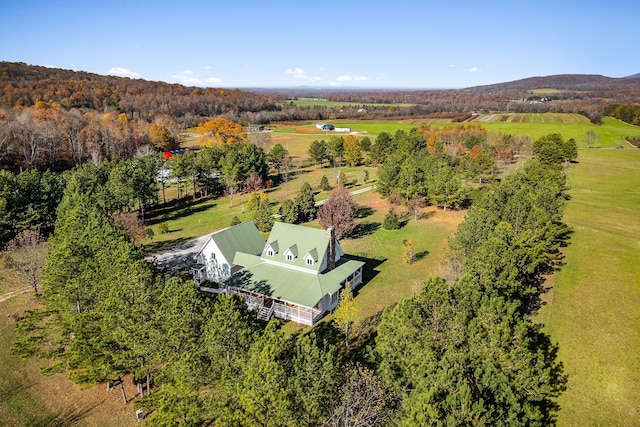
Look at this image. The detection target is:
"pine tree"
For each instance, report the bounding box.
[319,174,331,191]
[253,196,274,232]
[296,181,317,223]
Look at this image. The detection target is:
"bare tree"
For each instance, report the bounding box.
[326,366,392,427]
[5,229,46,296]
[317,186,356,239]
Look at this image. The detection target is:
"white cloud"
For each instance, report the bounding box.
[205,65,212,70]
[329,81,341,87]
[170,71,222,86]
[181,77,203,85]
[464,67,480,73]
[336,74,369,82]
[285,67,321,82]
[108,67,140,78]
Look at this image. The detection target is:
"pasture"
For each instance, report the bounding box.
[537,148,640,426]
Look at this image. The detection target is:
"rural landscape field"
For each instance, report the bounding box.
[1,58,640,426]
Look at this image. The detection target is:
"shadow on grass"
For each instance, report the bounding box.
[35,402,101,427]
[355,206,374,219]
[344,254,386,286]
[147,202,215,225]
[350,221,381,239]
[415,250,429,261]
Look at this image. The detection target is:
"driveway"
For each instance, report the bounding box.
[148,234,210,276]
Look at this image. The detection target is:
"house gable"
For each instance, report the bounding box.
[195,221,265,283]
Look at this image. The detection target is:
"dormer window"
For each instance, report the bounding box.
[284,246,297,262]
[265,242,278,257]
[303,250,317,267]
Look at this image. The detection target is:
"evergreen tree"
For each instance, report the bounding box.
[319,174,331,191]
[289,333,340,426]
[253,196,274,232]
[296,181,317,223]
[238,321,293,426]
[308,139,327,168]
[383,208,401,230]
[279,198,299,224]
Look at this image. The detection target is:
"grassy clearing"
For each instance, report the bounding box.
[279,196,465,336]
[0,282,139,426]
[537,149,640,426]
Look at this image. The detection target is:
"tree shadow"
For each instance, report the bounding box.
[355,206,374,219]
[349,221,381,239]
[31,402,101,427]
[147,202,215,225]
[415,250,429,261]
[225,270,273,297]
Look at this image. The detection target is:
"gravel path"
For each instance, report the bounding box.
[148,234,210,276]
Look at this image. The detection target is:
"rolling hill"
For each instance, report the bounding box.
[465,73,640,93]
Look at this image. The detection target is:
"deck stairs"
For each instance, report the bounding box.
[257,298,274,321]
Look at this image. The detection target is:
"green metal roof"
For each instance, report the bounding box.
[230,252,363,308]
[199,221,265,263]
[264,222,330,272]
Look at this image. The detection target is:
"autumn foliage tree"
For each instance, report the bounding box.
[317,186,356,239]
[197,118,245,145]
[149,124,175,151]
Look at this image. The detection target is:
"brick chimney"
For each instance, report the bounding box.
[327,226,336,271]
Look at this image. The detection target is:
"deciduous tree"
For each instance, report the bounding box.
[333,285,357,348]
[5,229,46,295]
[317,186,356,239]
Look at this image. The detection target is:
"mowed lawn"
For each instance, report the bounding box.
[537,148,640,426]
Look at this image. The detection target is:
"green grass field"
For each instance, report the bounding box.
[537,149,640,426]
[282,97,411,108]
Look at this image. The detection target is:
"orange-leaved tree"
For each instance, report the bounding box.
[197,118,245,146]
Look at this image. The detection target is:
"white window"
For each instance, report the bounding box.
[306,258,314,266]
[267,249,274,257]
[286,253,294,261]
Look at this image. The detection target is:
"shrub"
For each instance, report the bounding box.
[383,208,401,230]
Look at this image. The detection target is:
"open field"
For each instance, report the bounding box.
[537,149,640,426]
[476,115,640,147]
[282,97,411,108]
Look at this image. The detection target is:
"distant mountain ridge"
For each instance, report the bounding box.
[465,73,640,93]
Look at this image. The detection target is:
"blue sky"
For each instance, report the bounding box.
[1,0,637,89]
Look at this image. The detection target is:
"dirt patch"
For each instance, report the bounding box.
[294,127,320,134]
[354,191,467,226]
